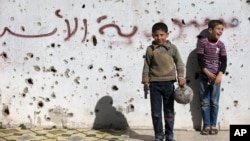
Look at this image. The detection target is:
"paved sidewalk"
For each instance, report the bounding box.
[0,128,229,141]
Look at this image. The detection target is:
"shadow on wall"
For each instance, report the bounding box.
[186,28,209,131]
[92,96,154,140]
[92,95,129,130]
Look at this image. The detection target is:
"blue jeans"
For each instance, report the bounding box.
[150,81,175,140]
[199,73,221,128]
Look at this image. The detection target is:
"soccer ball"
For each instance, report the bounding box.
[174,85,193,104]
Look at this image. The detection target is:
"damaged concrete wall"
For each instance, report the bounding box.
[0,0,250,130]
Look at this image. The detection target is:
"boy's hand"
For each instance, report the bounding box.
[178,78,186,87]
[144,82,150,89]
[214,72,223,85]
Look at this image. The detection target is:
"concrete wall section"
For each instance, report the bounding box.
[0,0,250,130]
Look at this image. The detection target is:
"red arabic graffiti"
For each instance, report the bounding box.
[0,27,57,38]
[97,15,138,38]
[171,18,239,40]
[0,9,138,43]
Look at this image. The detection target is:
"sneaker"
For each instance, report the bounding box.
[210,126,218,135]
[201,126,210,135]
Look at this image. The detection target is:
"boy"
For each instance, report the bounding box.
[142,22,186,141]
[196,20,227,135]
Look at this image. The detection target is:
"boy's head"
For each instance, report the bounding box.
[152,22,169,45]
[208,20,224,40]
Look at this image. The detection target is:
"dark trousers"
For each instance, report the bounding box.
[150,81,175,140]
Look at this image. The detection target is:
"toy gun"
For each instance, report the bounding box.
[144,86,149,99]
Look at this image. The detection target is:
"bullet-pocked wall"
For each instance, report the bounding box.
[0,0,250,130]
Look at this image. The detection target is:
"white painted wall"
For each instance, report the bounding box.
[0,0,250,130]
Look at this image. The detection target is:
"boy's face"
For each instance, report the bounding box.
[152,29,169,45]
[208,24,224,40]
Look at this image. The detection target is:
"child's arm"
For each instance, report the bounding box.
[214,71,223,85]
[202,67,216,82]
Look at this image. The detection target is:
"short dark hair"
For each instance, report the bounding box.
[152,22,168,33]
[208,20,224,29]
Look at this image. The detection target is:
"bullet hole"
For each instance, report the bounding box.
[65,69,70,78]
[103,75,107,80]
[240,64,243,68]
[90,112,94,115]
[20,26,25,32]
[67,113,74,117]
[156,11,160,14]
[233,100,238,107]
[247,0,250,4]
[127,104,135,113]
[27,53,34,58]
[248,17,250,21]
[113,66,122,71]
[24,57,29,61]
[2,42,7,46]
[92,35,97,46]
[48,109,53,112]
[181,19,185,24]
[142,55,146,59]
[23,87,28,93]
[37,22,42,26]
[191,3,195,7]
[38,101,44,108]
[46,117,51,121]
[48,66,57,73]
[3,106,10,116]
[70,57,75,60]
[25,78,34,85]
[74,77,80,84]
[114,73,120,77]
[45,98,50,102]
[22,93,26,97]
[225,72,229,76]
[36,57,40,61]
[98,68,103,72]
[209,1,214,4]
[88,64,93,69]
[0,52,8,59]
[34,65,41,72]
[231,18,239,27]
[64,60,68,64]
[32,97,36,101]
[128,98,134,103]
[112,85,119,91]
[82,4,85,8]
[226,107,229,110]
[221,88,224,91]
[51,43,55,48]
[10,17,14,21]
